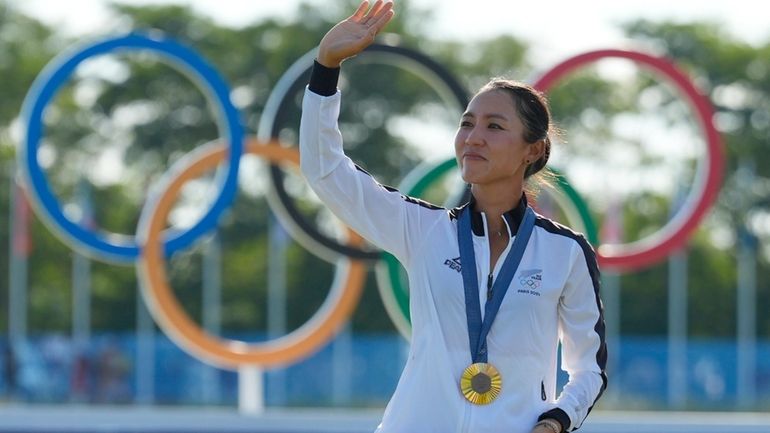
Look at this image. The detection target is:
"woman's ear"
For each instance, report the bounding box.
[527,139,546,162]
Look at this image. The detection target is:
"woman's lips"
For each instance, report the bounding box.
[463,152,486,161]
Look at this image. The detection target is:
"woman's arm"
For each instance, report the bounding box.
[300,1,442,263]
[544,236,608,431]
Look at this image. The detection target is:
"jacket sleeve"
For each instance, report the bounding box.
[299,86,438,265]
[542,237,608,431]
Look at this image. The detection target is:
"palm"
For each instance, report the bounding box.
[318,0,395,68]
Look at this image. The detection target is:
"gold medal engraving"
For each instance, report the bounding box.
[460,362,502,404]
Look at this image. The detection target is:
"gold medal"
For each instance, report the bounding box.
[460,362,502,405]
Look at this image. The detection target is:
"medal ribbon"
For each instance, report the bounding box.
[458,205,535,363]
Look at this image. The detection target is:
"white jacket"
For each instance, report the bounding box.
[300,86,607,433]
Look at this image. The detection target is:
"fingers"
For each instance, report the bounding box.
[369,6,395,34]
[351,0,370,21]
[363,0,394,25]
[363,0,386,23]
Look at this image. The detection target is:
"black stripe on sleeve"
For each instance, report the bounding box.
[353,164,444,211]
[570,224,609,424]
[535,216,608,431]
[538,409,571,433]
[308,60,340,97]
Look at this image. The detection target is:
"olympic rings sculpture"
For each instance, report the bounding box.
[19,31,723,366]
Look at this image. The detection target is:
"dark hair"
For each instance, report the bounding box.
[476,79,553,181]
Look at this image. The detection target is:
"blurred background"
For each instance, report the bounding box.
[0,0,769,431]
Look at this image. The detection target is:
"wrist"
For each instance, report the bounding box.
[538,408,570,432]
[534,419,563,433]
[316,50,341,69]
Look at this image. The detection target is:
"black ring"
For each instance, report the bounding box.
[260,41,469,261]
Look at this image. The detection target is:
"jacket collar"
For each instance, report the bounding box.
[454,193,529,238]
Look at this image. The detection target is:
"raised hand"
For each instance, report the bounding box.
[317,0,395,68]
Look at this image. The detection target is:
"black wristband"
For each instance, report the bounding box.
[308,60,340,97]
[538,408,570,432]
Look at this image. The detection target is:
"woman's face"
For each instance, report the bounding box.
[454,89,539,187]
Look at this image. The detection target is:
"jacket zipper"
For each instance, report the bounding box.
[461,403,472,433]
[541,380,547,401]
[486,273,494,300]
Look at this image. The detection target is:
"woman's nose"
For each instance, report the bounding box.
[465,126,484,146]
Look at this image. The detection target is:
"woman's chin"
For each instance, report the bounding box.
[460,171,486,185]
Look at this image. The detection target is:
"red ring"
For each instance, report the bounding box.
[534,49,724,271]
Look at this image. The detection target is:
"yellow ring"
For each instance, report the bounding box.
[136,137,367,369]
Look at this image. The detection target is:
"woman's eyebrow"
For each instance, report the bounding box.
[462,111,509,121]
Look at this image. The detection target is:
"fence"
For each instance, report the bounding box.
[2,333,769,410]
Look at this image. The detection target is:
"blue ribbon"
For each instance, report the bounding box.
[458,206,535,363]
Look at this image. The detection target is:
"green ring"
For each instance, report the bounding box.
[549,168,599,245]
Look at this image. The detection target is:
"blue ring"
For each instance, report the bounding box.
[20,32,243,262]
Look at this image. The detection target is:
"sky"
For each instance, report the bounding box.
[10,0,770,70]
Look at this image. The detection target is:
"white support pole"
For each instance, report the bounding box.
[736,160,757,409]
[666,181,689,408]
[667,249,687,408]
[201,233,222,404]
[72,180,92,350]
[7,175,28,348]
[267,213,288,406]
[238,365,265,415]
[135,282,155,405]
[72,252,91,345]
[736,228,757,408]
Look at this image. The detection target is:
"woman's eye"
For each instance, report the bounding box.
[489,123,503,130]
[460,120,473,127]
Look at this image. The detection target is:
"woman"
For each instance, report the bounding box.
[299,2,607,432]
